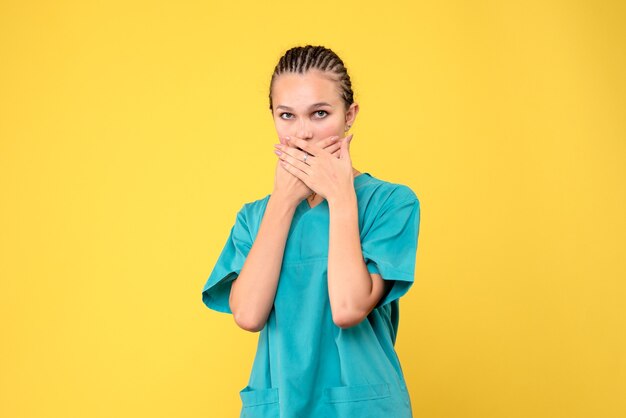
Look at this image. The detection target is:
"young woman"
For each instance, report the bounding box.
[202,45,421,418]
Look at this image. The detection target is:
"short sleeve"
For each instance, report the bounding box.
[201,205,253,314]
[361,191,421,309]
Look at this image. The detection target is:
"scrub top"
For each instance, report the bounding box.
[202,172,421,418]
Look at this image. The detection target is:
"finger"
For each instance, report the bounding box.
[319,135,340,149]
[339,135,353,160]
[284,135,338,152]
[278,159,302,180]
[333,133,353,145]
[286,136,326,157]
[324,141,342,156]
[275,142,309,161]
[277,146,312,175]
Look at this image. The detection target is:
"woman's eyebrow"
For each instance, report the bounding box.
[276,102,333,111]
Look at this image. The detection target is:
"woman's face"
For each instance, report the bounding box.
[271,69,358,146]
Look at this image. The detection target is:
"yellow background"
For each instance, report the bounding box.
[1,1,624,417]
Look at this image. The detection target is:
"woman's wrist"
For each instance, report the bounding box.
[269,191,300,213]
[327,190,357,215]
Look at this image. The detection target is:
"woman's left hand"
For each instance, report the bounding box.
[274,133,354,204]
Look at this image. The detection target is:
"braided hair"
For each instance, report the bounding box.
[268,45,355,112]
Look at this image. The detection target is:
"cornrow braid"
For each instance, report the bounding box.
[269,45,354,111]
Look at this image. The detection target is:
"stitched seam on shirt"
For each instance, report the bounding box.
[362,254,414,280]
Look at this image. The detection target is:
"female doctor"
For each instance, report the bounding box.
[202,44,421,418]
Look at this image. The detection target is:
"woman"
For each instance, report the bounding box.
[202,45,421,418]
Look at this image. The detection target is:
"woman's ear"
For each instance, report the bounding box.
[345,102,359,127]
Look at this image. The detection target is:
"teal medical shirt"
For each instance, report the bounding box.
[202,172,421,418]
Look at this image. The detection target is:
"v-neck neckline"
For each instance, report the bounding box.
[299,172,372,212]
[304,198,325,210]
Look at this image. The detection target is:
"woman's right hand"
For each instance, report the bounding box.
[272,134,343,207]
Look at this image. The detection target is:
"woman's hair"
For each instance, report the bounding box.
[268,45,354,112]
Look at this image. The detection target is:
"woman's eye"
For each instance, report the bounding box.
[279,111,327,120]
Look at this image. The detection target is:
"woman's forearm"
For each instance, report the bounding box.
[327,192,374,328]
[230,193,296,332]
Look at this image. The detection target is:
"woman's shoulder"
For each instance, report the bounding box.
[236,193,272,221]
[358,172,419,206]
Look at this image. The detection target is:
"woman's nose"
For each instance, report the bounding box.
[295,120,313,139]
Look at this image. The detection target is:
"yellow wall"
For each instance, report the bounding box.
[1,1,624,417]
